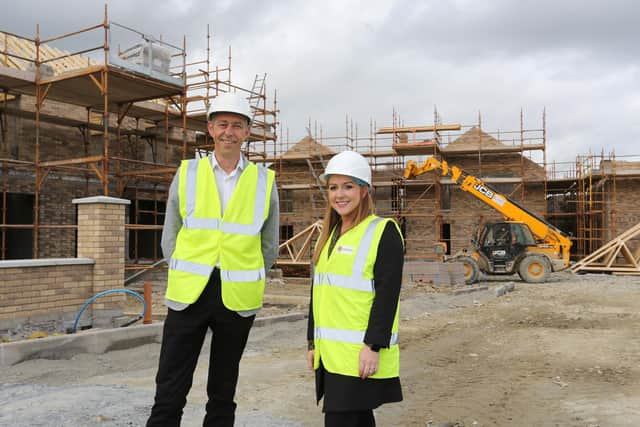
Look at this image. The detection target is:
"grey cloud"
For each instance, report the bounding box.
[377,0,640,63]
[3,0,639,161]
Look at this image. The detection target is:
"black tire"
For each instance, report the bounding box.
[518,255,551,283]
[455,256,480,285]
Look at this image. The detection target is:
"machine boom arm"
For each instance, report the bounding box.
[405,158,572,263]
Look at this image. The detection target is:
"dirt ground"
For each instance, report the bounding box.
[1,271,639,426]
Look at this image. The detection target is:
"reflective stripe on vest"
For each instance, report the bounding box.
[315,326,398,346]
[220,268,265,282]
[169,257,265,282]
[182,162,268,236]
[312,217,383,293]
[183,217,220,229]
[185,156,199,218]
[312,272,373,292]
[169,258,212,277]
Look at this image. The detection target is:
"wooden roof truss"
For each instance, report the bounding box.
[570,221,640,275]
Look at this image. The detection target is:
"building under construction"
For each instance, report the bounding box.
[274,112,640,269]
[0,8,277,264]
[1,10,640,331]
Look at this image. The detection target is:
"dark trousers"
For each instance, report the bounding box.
[147,270,255,427]
[325,410,375,427]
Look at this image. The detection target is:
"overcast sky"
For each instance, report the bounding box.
[4,0,640,166]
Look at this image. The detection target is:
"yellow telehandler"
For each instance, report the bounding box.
[405,157,572,284]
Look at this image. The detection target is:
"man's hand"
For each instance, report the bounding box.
[359,345,380,379]
[307,350,315,371]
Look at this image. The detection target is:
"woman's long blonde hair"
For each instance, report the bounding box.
[312,184,374,265]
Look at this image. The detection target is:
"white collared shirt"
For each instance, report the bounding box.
[210,154,244,215]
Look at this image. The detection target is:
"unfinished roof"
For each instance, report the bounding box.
[441,126,547,155]
[0,40,183,111]
[443,126,505,151]
[281,136,335,160]
[0,33,94,74]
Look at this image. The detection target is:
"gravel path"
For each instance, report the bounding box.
[2,272,639,426]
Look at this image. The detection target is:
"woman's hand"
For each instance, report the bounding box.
[307,350,315,371]
[359,345,380,379]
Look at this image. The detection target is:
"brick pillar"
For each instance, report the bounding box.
[73,196,130,327]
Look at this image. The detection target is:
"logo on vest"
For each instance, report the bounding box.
[336,245,354,255]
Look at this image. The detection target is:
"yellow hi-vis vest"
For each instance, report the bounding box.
[313,214,401,378]
[166,156,275,311]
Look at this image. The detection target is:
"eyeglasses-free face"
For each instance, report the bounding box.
[327,174,368,227]
[208,112,250,158]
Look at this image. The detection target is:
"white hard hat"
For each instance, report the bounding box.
[319,151,372,187]
[207,92,252,123]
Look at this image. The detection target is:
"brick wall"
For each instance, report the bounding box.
[446,153,546,180]
[75,197,129,315]
[3,171,103,258]
[0,260,94,329]
[277,163,325,237]
[3,94,181,259]
[610,180,640,240]
[0,196,131,330]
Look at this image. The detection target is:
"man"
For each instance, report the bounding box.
[147,92,279,426]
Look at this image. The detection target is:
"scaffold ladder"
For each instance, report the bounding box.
[248,73,266,123]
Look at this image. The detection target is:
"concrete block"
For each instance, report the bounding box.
[495,281,516,297]
[451,285,488,295]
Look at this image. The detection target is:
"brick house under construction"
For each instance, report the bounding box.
[0,14,277,263]
[274,121,640,267]
[0,12,284,330]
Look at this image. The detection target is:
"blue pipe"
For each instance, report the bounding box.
[72,289,147,333]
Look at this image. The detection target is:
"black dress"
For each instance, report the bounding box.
[307,221,404,411]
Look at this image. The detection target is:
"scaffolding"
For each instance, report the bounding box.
[380,109,549,259]
[271,103,640,266]
[271,108,633,264]
[0,6,278,266]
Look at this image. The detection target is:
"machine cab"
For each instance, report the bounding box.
[478,222,536,267]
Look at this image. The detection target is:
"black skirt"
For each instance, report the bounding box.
[316,360,403,412]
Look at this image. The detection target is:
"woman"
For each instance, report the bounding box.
[307,150,404,427]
